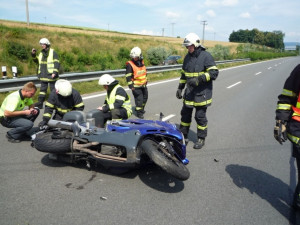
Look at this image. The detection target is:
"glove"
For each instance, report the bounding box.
[102,105,109,113]
[274,120,287,145]
[176,89,182,99]
[187,77,199,87]
[38,120,48,130]
[187,75,206,88]
[52,73,59,79]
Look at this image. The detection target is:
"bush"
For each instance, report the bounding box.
[6,42,29,61]
[60,51,75,67]
[146,47,170,65]
[117,47,130,60]
[77,53,92,65]
[208,45,230,60]
[117,47,130,68]
[91,53,114,70]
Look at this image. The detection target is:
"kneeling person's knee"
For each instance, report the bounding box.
[111,109,122,119]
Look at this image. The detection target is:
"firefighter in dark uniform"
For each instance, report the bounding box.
[97,74,132,128]
[38,79,84,128]
[274,64,300,210]
[176,33,219,149]
[125,46,148,119]
[31,38,60,109]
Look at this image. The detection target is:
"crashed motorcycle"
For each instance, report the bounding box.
[32,110,190,181]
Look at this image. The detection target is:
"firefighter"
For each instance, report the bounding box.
[97,74,132,127]
[38,79,84,128]
[125,46,148,119]
[0,82,40,142]
[274,64,300,210]
[31,38,60,109]
[176,33,219,149]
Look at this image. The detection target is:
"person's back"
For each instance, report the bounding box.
[38,79,84,128]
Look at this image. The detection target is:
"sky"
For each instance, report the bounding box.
[0,0,299,43]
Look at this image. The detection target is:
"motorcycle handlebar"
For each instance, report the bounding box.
[47,119,74,130]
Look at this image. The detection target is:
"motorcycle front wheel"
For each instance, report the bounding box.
[141,139,190,181]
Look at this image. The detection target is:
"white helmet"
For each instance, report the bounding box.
[39,38,51,46]
[55,79,72,97]
[130,47,142,58]
[99,74,115,86]
[182,33,201,48]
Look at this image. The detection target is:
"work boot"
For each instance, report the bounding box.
[136,111,144,119]
[34,102,43,109]
[293,191,300,211]
[6,133,21,143]
[193,138,205,150]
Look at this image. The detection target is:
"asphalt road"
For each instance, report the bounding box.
[1,57,300,225]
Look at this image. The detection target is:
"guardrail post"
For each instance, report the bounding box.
[12,66,18,78]
[2,66,7,79]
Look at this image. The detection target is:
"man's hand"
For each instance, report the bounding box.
[29,108,38,115]
[176,89,182,99]
[274,120,287,145]
[31,48,37,58]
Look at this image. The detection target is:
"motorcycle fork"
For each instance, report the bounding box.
[157,138,181,165]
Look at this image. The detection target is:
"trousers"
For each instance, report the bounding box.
[97,108,128,128]
[180,105,208,139]
[38,81,56,102]
[132,86,148,112]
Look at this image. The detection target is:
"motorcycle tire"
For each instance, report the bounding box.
[34,132,71,153]
[141,139,190,181]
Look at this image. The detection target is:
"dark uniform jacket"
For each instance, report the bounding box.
[43,89,84,122]
[276,64,300,143]
[178,47,218,108]
[102,80,130,113]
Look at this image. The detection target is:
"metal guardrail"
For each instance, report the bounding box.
[0,58,250,92]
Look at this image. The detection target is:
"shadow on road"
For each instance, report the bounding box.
[226,164,300,224]
[138,164,185,193]
[41,154,185,192]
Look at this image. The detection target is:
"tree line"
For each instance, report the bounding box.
[229,29,284,50]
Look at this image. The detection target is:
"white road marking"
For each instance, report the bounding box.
[162,114,176,121]
[255,72,262,76]
[82,78,179,100]
[268,67,272,70]
[227,81,241,89]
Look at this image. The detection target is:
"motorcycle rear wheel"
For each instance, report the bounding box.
[34,132,71,153]
[141,139,190,181]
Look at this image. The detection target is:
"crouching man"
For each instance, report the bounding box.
[97,74,132,127]
[0,82,40,143]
